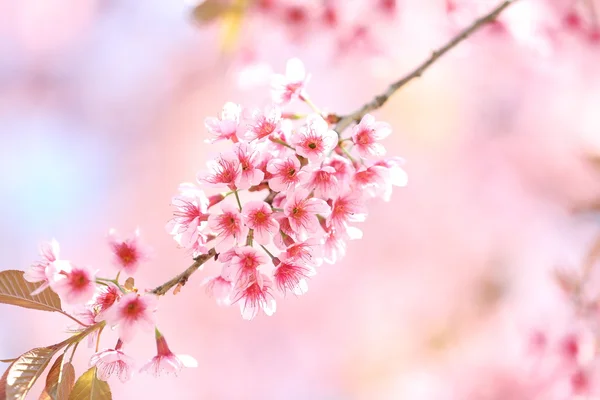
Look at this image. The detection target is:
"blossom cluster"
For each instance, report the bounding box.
[23,232,196,383]
[166,58,407,320]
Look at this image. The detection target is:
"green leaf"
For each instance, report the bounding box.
[68,367,111,400]
[5,347,58,400]
[0,270,62,313]
[40,354,75,400]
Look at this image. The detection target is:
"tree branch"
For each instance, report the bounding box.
[150,248,217,296]
[333,0,518,134]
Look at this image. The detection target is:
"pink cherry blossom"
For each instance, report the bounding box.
[271,58,310,104]
[203,275,233,306]
[324,154,355,185]
[207,202,249,252]
[352,163,390,199]
[245,105,283,140]
[24,239,60,295]
[292,115,337,162]
[351,113,391,157]
[92,283,121,321]
[273,255,316,295]
[327,191,367,231]
[284,238,323,267]
[283,189,331,239]
[103,293,157,343]
[90,346,135,383]
[266,156,302,192]
[140,329,197,376]
[233,142,265,190]
[204,102,242,143]
[108,229,151,275]
[48,261,97,305]
[166,183,210,248]
[298,164,341,199]
[322,226,362,265]
[230,272,276,320]
[222,246,269,289]
[372,156,408,200]
[242,201,279,245]
[197,152,241,190]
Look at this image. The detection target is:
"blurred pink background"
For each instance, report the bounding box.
[2,0,600,398]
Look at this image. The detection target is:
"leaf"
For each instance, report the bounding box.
[1,361,15,400]
[0,270,62,313]
[192,0,232,23]
[68,367,111,400]
[40,354,75,400]
[5,347,58,400]
[0,360,16,364]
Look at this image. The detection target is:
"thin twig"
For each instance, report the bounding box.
[150,248,217,296]
[333,0,518,134]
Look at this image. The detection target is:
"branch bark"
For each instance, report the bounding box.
[333,0,518,134]
[150,248,217,296]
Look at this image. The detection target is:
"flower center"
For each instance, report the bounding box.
[308,142,317,149]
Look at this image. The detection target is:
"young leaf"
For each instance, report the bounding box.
[5,347,58,400]
[68,367,111,400]
[0,360,17,364]
[0,270,62,313]
[192,0,231,23]
[40,354,76,400]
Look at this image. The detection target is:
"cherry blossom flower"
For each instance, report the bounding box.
[245,105,283,140]
[271,58,310,104]
[351,113,391,157]
[108,229,151,275]
[292,115,337,162]
[103,293,157,343]
[242,201,279,245]
[322,226,362,265]
[233,142,264,190]
[48,261,97,305]
[90,345,135,383]
[24,239,60,295]
[324,154,355,185]
[266,156,303,192]
[93,283,121,320]
[372,156,408,200]
[230,272,276,320]
[140,329,197,376]
[273,255,316,295]
[203,275,233,306]
[166,183,210,248]
[204,102,242,143]
[198,152,241,190]
[284,238,323,267]
[327,191,367,231]
[283,189,331,239]
[298,164,341,199]
[208,203,249,252]
[222,246,269,289]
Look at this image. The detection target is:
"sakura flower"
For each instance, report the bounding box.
[90,345,135,382]
[71,306,99,348]
[198,152,241,190]
[242,201,279,245]
[93,283,121,320]
[48,261,97,305]
[245,105,283,140]
[351,113,391,157]
[322,226,362,265]
[204,102,242,143]
[108,229,151,275]
[284,238,323,267]
[352,163,390,199]
[203,275,233,306]
[266,156,302,192]
[222,246,269,289]
[140,329,197,377]
[233,142,264,190]
[324,154,355,185]
[271,58,310,104]
[24,239,60,295]
[372,156,408,201]
[207,202,249,252]
[292,115,337,162]
[166,183,210,248]
[273,255,316,295]
[298,164,341,199]
[231,273,276,320]
[103,293,157,343]
[327,191,367,231]
[283,189,331,239]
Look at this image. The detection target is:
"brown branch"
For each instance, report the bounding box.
[150,248,217,296]
[333,0,519,134]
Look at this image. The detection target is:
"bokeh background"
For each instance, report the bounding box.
[2,0,600,398]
